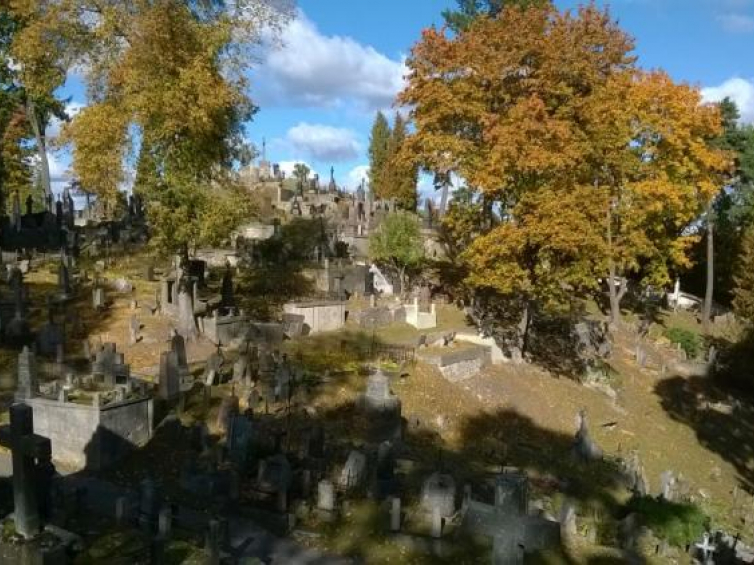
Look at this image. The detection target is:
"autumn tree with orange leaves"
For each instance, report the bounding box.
[400,4,728,354]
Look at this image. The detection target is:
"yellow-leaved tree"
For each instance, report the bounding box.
[18,0,292,255]
[399,3,728,354]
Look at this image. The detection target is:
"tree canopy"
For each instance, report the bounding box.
[10,0,292,254]
[369,211,425,296]
[400,4,729,327]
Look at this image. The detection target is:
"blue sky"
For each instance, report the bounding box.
[52,0,754,196]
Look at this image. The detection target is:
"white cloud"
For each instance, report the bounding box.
[286,122,361,162]
[702,77,754,123]
[278,160,318,179]
[46,101,86,140]
[716,13,754,33]
[345,164,369,190]
[257,12,406,111]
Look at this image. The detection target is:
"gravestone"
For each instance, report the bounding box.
[129,316,140,345]
[138,477,161,533]
[204,352,223,386]
[572,410,602,461]
[92,287,106,310]
[0,404,55,538]
[463,473,560,564]
[364,369,400,413]
[221,265,235,308]
[339,450,367,490]
[391,497,401,532]
[257,454,292,494]
[421,473,456,518]
[16,347,39,400]
[317,480,335,512]
[216,394,239,433]
[227,415,254,468]
[158,351,180,400]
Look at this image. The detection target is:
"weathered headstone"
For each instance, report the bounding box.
[421,473,456,518]
[339,450,367,490]
[317,480,335,512]
[0,404,54,538]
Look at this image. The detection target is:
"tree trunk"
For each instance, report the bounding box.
[398,265,406,298]
[703,208,714,333]
[606,203,622,327]
[438,183,449,218]
[26,98,52,200]
[518,301,531,357]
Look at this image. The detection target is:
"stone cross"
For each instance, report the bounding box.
[0,404,54,538]
[16,347,39,401]
[695,533,716,564]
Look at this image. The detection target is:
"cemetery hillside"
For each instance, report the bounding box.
[2,0,754,563]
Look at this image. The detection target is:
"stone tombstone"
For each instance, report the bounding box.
[92,286,106,310]
[572,409,602,461]
[421,472,456,518]
[159,350,180,400]
[257,454,292,494]
[138,477,161,533]
[57,260,72,299]
[391,497,402,532]
[374,441,396,499]
[158,506,172,538]
[16,346,39,400]
[494,472,528,516]
[216,394,239,433]
[170,333,190,375]
[559,500,578,540]
[660,470,675,501]
[419,285,432,313]
[1,404,55,538]
[204,519,222,564]
[317,480,335,512]
[227,415,254,467]
[221,264,235,308]
[129,315,140,345]
[339,450,367,490]
[364,369,399,413]
[232,355,249,383]
[204,352,223,386]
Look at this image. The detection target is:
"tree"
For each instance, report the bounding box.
[733,226,754,323]
[442,0,551,33]
[292,162,310,194]
[6,0,78,201]
[39,0,292,254]
[400,4,728,333]
[368,111,391,196]
[381,112,418,210]
[369,211,425,297]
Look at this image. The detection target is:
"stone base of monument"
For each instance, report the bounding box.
[0,527,70,564]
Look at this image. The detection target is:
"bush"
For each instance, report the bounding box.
[626,496,708,547]
[664,327,702,359]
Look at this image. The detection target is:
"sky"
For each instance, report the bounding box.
[51,0,754,197]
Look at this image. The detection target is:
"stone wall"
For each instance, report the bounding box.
[283,301,346,334]
[418,345,491,383]
[28,396,153,471]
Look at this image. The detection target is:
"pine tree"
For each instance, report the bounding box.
[442,0,551,33]
[733,226,754,323]
[384,112,418,210]
[368,111,391,196]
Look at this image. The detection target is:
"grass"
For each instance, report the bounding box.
[663,327,703,359]
[625,496,708,548]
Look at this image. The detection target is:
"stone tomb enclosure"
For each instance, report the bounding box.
[417,343,492,382]
[283,300,347,334]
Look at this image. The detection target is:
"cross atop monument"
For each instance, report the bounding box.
[0,403,55,538]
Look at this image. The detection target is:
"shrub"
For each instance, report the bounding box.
[664,327,702,359]
[626,496,708,547]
